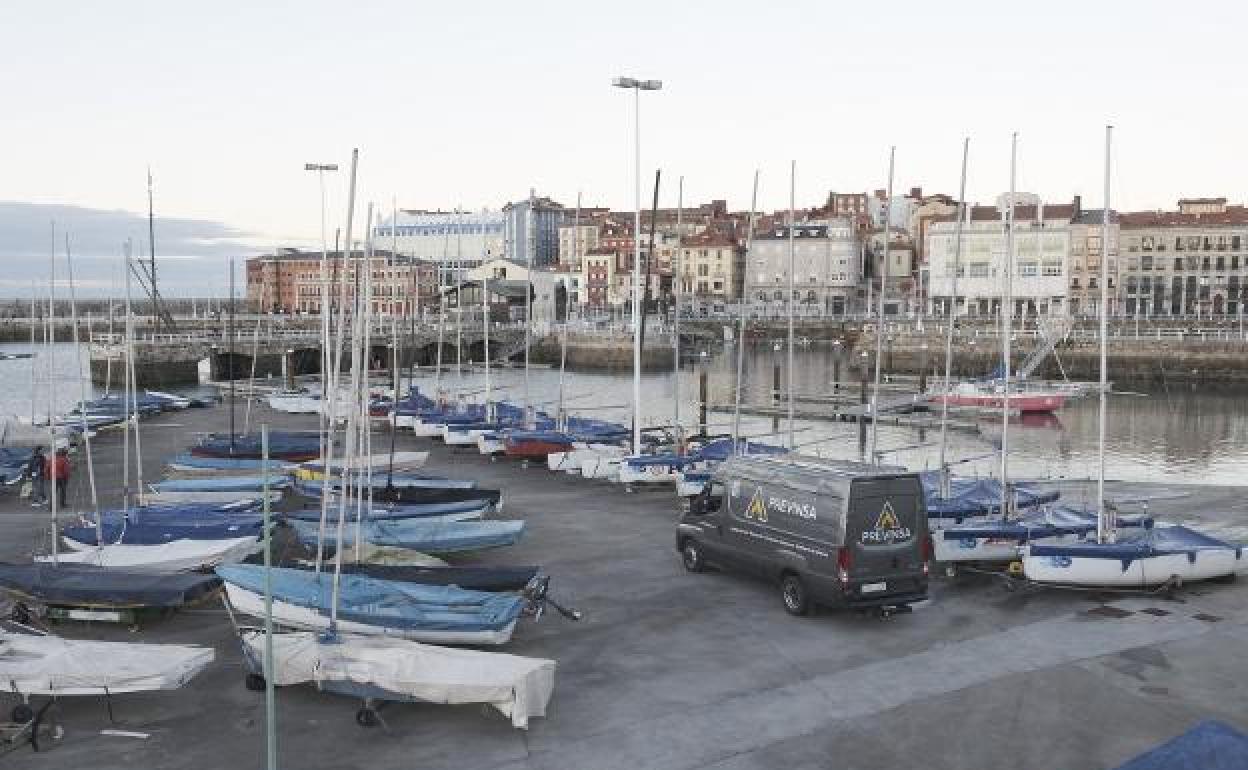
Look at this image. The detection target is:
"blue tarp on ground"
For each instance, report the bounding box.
[920,471,1061,519]
[150,475,293,493]
[1029,525,1243,566]
[287,518,524,553]
[1113,720,1248,770]
[216,564,525,632]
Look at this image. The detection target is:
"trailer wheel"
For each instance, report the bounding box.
[12,703,33,724]
[680,540,705,573]
[356,707,379,728]
[245,673,266,692]
[781,573,810,616]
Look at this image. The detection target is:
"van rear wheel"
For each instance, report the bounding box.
[781,574,809,616]
[681,540,705,573]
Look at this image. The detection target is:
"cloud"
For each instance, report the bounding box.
[0,201,263,297]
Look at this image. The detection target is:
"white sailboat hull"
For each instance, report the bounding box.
[223,582,518,645]
[40,536,259,572]
[442,426,488,446]
[1022,547,1242,587]
[580,453,622,480]
[477,434,506,455]
[410,420,446,438]
[268,396,322,414]
[616,462,682,485]
[0,632,214,697]
[241,630,555,729]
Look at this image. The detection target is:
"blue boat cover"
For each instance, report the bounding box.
[1113,720,1248,770]
[693,439,787,462]
[169,453,297,471]
[940,505,1154,542]
[150,475,293,492]
[288,518,525,553]
[0,562,221,607]
[921,471,1061,519]
[63,518,263,545]
[1029,525,1243,569]
[283,499,490,521]
[216,564,525,632]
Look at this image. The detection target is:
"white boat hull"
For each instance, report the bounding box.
[223,582,518,645]
[268,396,322,414]
[443,426,488,446]
[1022,547,1242,587]
[478,435,505,455]
[410,420,446,438]
[616,461,683,486]
[580,453,622,480]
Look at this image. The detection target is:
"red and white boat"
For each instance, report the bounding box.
[930,382,1066,414]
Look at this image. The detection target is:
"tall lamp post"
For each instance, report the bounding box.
[612,75,662,455]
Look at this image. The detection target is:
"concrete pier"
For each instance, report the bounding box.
[2,403,1245,769]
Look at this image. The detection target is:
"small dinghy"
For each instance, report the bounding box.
[297,451,429,478]
[283,499,490,522]
[331,564,541,591]
[1022,524,1244,588]
[933,505,1152,564]
[0,628,214,718]
[218,564,527,645]
[503,430,574,460]
[37,536,260,572]
[167,453,298,473]
[921,472,1060,528]
[145,490,281,506]
[150,474,293,493]
[237,629,555,729]
[615,453,696,486]
[62,517,265,546]
[288,518,524,554]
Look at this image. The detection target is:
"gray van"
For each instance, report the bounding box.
[677,454,930,615]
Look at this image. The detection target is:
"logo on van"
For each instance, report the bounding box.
[744,487,768,522]
[861,501,912,545]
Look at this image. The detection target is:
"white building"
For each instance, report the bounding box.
[374,209,506,283]
[745,220,861,317]
[467,258,558,323]
[926,201,1074,318]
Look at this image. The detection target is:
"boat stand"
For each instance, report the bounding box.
[999,571,1187,599]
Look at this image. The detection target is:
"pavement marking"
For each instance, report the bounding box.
[518,609,1238,770]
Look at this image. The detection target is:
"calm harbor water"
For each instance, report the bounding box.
[3,341,1247,487]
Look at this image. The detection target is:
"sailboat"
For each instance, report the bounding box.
[1020,128,1244,589]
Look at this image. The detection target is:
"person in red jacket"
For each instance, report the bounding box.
[45,448,71,509]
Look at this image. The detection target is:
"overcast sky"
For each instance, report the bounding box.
[4,1,1246,295]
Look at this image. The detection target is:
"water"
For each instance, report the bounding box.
[405,341,1248,487]
[4,340,1246,487]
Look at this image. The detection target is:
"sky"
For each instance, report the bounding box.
[3,0,1246,295]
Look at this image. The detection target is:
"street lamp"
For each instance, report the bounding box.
[612,75,663,455]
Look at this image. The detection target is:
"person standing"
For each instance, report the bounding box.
[26,446,46,506]
[46,448,71,509]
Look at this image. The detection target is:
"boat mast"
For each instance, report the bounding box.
[523,191,533,427]
[434,217,448,403]
[28,291,36,425]
[46,222,57,564]
[672,179,683,446]
[242,281,266,435]
[868,147,896,464]
[65,235,101,548]
[121,242,134,512]
[938,138,970,498]
[1098,126,1113,543]
[786,160,796,450]
[316,148,359,574]
[558,193,580,430]
[356,204,376,563]
[732,172,760,453]
[482,206,493,422]
[455,206,464,378]
[1000,132,1018,517]
[228,259,236,451]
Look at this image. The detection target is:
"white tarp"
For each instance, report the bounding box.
[40,536,258,572]
[0,631,214,696]
[243,631,555,729]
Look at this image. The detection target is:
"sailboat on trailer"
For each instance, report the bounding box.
[1020,127,1243,588]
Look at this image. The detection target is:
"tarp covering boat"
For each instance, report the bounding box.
[693,439,787,462]
[167,453,298,472]
[0,631,214,697]
[0,563,222,607]
[145,491,282,506]
[920,471,1061,519]
[218,565,526,644]
[241,630,554,728]
[287,519,525,553]
[192,432,321,460]
[1023,525,1244,586]
[283,499,491,522]
[1112,720,1248,770]
[37,536,259,572]
[298,451,429,475]
[150,475,293,493]
[62,518,264,546]
[331,564,541,592]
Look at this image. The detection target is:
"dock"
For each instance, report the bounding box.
[1,403,1244,770]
